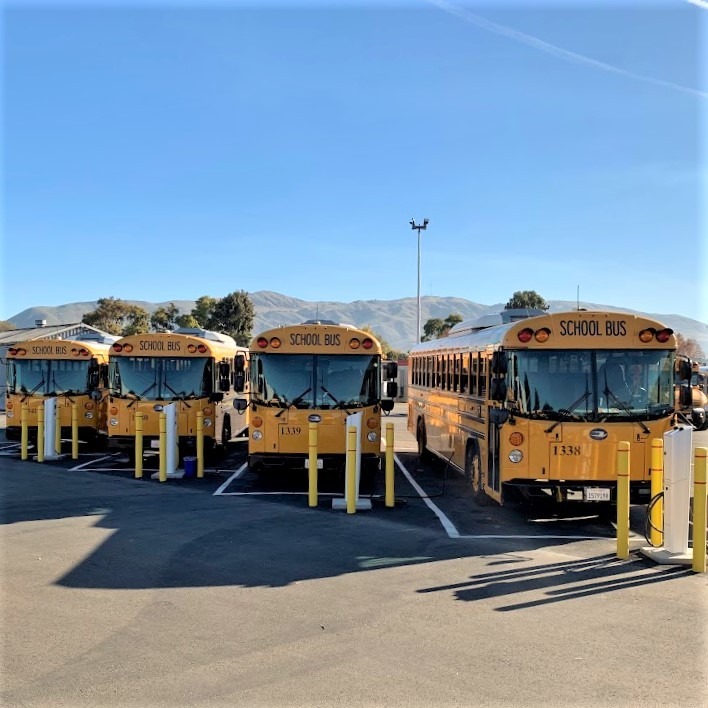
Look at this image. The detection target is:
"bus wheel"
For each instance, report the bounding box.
[466,443,489,506]
[417,419,431,462]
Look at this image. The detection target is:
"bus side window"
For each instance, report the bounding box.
[480,356,487,397]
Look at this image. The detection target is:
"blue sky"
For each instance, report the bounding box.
[2,0,706,323]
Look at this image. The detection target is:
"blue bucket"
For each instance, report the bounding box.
[183,456,197,478]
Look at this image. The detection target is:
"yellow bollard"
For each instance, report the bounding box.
[71,402,79,460]
[20,403,28,461]
[134,410,143,479]
[308,422,318,507]
[196,410,204,479]
[346,425,357,514]
[650,438,663,547]
[55,403,62,456]
[37,404,45,463]
[692,447,707,574]
[616,441,630,560]
[385,422,395,508]
[159,412,167,483]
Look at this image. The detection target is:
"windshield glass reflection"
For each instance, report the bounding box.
[111,357,210,399]
[253,354,380,408]
[510,349,674,419]
[9,359,91,395]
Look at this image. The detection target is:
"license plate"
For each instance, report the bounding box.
[584,487,611,502]
[150,440,160,449]
[304,458,323,469]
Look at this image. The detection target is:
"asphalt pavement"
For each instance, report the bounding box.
[1,406,707,707]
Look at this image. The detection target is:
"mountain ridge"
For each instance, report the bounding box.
[8,291,708,355]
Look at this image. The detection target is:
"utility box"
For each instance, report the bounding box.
[663,426,693,554]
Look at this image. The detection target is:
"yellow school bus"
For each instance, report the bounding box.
[107,328,248,459]
[241,320,398,482]
[5,334,112,447]
[675,355,708,430]
[408,309,678,505]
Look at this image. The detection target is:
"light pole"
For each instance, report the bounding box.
[410,218,429,344]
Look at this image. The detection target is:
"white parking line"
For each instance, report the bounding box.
[218,491,345,497]
[395,454,612,541]
[395,454,461,538]
[213,463,249,495]
[69,454,119,471]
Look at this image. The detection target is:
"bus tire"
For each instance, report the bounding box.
[417,418,431,463]
[466,442,489,506]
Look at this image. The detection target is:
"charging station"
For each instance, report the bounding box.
[641,426,693,565]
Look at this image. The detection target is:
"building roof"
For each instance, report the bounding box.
[0,323,111,346]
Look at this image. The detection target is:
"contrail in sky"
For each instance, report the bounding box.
[428,0,707,99]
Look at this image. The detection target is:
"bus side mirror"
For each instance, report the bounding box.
[235,354,246,373]
[678,359,692,382]
[490,378,507,402]
[384,361,398,380]
[234,398,248,414]
[679,385,692,407]
[386,381,398,398]
[491,351,508,375]
[88,368,100,388]
[234,373,245,393]
[90,389,102,401]
[489,407,509,425]
[218,362,230,392]
[210,392,224,403]
[380,399,394,413]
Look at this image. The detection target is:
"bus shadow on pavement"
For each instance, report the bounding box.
[417,553,692,611]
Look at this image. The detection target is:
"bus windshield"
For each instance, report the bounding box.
[510,349,674,419]
[111,357,210,399]
[254,354,381,408]
[8,359,91,395]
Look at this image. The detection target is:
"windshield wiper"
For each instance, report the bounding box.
[21,377,46,402]
[545,384,592,434]
[164,380,192,408]
[127,380,157,408]
[276,387,312,418]
[603,386,650,434]
[320,386,353,415]
[50,374,78,401]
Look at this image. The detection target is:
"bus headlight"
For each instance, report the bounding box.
[6,411,13,419]
[85,412,94,419]
[110,419,119,427]
[252,430,263,440]
[508,449,523,463]
[367,431,378,442]
[203,418,212,427]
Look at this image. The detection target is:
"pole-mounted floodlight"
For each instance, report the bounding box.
[410,218,429,344]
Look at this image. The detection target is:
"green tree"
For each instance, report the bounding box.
[123,307,150,336]
[0,320,17,332]
[504,290,549,310]
[82,297,150,336]
[206,290,254,345]
[191,296,218,327]
[422,318,445,341]
[444,313,463,333]
[150,302,180,331]
[175,314,200,329]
